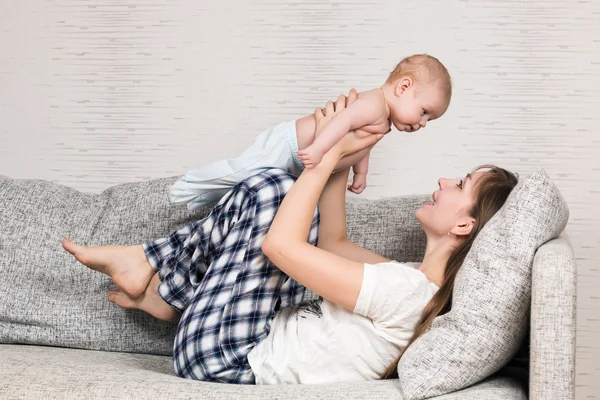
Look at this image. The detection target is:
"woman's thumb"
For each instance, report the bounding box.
[370,134,384,144]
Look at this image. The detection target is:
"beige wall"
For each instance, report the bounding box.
[1,0,598,397]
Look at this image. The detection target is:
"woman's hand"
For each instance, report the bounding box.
[314,89,359,138]
[315,89,384,161]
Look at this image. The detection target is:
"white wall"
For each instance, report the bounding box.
[1,0,598,397]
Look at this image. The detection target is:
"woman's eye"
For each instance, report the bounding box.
[457,180,463,189]
[422,109,429,115]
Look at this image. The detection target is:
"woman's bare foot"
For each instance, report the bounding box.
[107,273,180,321]
[62,237,154,298]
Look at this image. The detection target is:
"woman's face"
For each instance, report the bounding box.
[415,172,483,237]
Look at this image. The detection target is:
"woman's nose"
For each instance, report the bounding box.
[438,178,455,189]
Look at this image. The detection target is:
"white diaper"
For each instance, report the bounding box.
[169,120,304,211]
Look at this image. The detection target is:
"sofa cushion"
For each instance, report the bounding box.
[397,169,569,399]
[0,173,427,355]
[0,344,528,399]
[0,175,187,355]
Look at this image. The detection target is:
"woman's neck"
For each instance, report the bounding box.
[417,237,457,287]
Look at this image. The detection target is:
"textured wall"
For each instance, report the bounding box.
[1,0,598,397]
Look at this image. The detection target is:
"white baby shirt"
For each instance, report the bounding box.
[246,261,440,384]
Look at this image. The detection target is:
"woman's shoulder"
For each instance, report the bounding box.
[365,260,439,292]
[355,260,438,326]
[365,260,419,274]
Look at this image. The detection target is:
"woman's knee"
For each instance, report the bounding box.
[242,168,297,196]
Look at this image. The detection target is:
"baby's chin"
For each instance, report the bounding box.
[391,120,413,132]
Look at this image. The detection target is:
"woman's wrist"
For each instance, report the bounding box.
[317,146,343,173]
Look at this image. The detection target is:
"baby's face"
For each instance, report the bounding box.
[389,81,448,133]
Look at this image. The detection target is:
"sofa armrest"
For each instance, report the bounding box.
[530,233,576,400]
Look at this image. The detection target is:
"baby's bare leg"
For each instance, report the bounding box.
[62,238,154,298]
[108,273,180,321]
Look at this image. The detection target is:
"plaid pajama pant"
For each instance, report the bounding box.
[142,168,319,384]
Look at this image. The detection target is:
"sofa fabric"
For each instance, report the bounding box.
[0,171,576,399]
[0,344,527,400]
[530,236,576,399]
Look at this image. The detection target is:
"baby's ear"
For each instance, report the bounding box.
[395,77,412,95]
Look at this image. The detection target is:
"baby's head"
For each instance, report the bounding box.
[384,54,452,133]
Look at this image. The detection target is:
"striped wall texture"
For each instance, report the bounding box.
[1,1,598,397]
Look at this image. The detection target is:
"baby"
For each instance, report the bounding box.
[170,54,452,211]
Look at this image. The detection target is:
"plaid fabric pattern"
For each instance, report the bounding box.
[143,169,319,384]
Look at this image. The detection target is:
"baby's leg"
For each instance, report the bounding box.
[170,120,298,210]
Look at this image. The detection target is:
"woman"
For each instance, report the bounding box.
[62,90,518,385]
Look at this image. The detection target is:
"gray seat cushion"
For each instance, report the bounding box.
[397,169,568,399]
[0,344,527,399]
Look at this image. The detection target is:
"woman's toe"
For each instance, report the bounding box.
[108,290,138,309]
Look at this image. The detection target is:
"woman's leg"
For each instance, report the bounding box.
[64,168,319,383]
[61,239,154,298]
[161,168,319,384]
[106,272,180,321]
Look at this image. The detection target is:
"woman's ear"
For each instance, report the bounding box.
[394,77,412,96]
[450,217,476,237]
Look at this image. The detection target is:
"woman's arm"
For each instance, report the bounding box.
[316,166,391,265]
[315,91,391,264]
[262,96,384,311]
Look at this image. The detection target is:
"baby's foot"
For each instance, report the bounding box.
[297,145,325,169]
[108,273,180,321]
[62,237,154,298]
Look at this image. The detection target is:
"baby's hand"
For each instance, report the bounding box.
[297,145,325,169]
[348,173,367,194]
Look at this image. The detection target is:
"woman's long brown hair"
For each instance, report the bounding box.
[382,164,519,379]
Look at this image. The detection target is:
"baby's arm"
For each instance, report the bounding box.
[348,152,370,194]
[297,92,384,169]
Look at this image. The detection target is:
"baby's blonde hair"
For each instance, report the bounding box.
[386,54,452,104]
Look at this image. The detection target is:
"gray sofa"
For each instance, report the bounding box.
[0,174,576,399]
